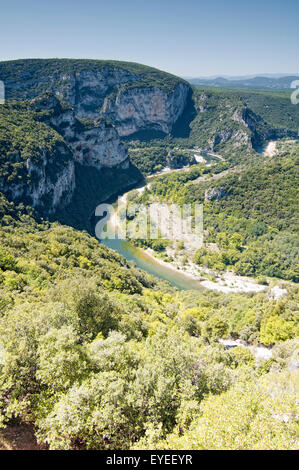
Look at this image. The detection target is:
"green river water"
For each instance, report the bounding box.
[102,238,203,291]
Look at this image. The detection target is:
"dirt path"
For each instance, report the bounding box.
[0,424,48,450]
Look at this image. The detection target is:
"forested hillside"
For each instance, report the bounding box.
[0,58,186,99]
[127,87,299,175]
[0,194,298,449]
[132,140,299,282]
[188,75,299,90]
[0,60,298,451]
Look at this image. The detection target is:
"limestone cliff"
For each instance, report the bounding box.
[100,82,190,136]
[0,93,130,214]
[0,123,76,214]
[192,90,298,157]
[0,59,192,137]
[0,59,191,218]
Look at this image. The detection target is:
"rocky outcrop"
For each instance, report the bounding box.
[208,128,251,150]
[0,59,192,216]
[55,68,140,118]
[28,155,75,210]
[233,107,298,149]
[0,139,75,214]
[101,82,190,136]
[31,93,129,170]
[1,59,192,137]
[205,187,228,201]
[0,92,130,214]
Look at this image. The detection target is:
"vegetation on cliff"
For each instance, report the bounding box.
[0,61,298,450]
[0,199,298,449]
[131,140,299,282]
[126,87,299,175]
[0,58,186,98]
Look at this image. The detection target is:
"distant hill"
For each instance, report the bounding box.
[187,75,299,90]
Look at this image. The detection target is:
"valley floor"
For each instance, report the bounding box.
[108,143,296,294]
[144,246,267,294]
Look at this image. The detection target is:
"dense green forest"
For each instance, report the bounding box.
[132,140,299,282]
[0,195,298,449]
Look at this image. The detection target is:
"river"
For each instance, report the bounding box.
[100,168,273,357]
[99,169,204,291]
[103,238,203,291]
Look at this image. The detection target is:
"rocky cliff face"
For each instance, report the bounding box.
[0,93,130,214]
[193,92,254,154]
[0,59,192,216]
[194,90,298,156]
[31,93,129,170]
[28,154,76,210]
[0,135,76,214]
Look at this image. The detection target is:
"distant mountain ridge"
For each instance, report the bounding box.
[187,75,299,90]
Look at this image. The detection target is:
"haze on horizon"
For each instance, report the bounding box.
[0,0,298,77]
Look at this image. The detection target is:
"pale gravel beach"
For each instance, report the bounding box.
[263,140,277,157]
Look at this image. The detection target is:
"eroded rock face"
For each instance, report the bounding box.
[3,63,191,137]
[101,82,190,136]
[0,60,191,214]
[205,187,228,201]
[0,141,76,214]
[31,94,129,170]
[0,92,130,214]
[54,68,140,119]
[28,156,75,211]
[22,94,129,212]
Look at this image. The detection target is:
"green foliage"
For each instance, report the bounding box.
[0,69,298,449]
[0,59,185,98]
[126,86,298,178]
[228,346,255,367]
[204,316,229,340]
[36,325,90,392]
[127,141,196,176]
[150,370,298,450]
[0,250,16,271]
[260,316,296,345]
[189,87,299,154]
[145,140,299,282]
[0,208,297,448]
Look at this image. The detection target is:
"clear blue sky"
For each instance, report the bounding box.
[0,0,298,77]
